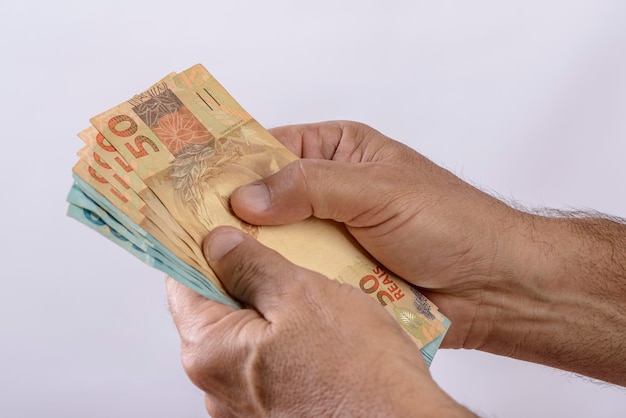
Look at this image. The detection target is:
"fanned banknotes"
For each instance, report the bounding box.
[67,64,450,365]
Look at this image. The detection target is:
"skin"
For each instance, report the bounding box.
[167,121,626,417]
[167,229,471,417]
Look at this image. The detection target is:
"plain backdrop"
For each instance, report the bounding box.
[1,1,625,417]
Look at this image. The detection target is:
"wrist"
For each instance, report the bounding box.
[379,373,477,417]
[477,212,626,384]
[330,346,476,417]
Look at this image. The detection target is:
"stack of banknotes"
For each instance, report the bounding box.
[66,64,450,365]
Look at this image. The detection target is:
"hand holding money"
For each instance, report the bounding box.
[66,63,626,417]
[67,65,450,365]
[166,226,469,418]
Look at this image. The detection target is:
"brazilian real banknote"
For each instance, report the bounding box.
[67,64,450,365]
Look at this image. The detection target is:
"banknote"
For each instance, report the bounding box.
[68,64,450,364]
[67,181,233,305]
[75,126,210,273]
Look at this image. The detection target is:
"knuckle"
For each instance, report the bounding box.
[227,255,272,296]
[285,269,328,309]
[180,343,208,389]
[291,159,309,186]
[344,120,373,132]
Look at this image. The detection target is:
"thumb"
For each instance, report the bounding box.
[230,159,398,227]
[204,226,327,318]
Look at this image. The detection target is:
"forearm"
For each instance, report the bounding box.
[480,212,626,385]
[378,373,478,418]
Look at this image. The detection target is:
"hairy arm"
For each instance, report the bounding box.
[480,212,626,385]
[231,121,626,386]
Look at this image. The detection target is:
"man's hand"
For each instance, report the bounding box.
[229,121,521,351]
[229,121,626,385]
[167,227,470,417]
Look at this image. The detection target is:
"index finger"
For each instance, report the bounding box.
[165,276,237,335]
[268,121,379,162]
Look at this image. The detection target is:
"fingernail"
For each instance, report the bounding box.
[238,182,270,212]
[204,228,245,261]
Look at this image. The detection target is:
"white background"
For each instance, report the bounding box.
[1,1,625,416]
